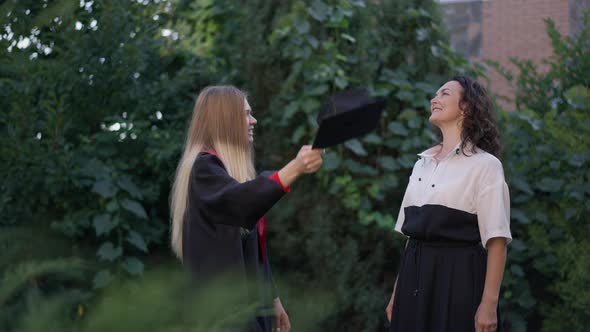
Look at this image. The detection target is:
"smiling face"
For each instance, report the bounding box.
[244,99,257,143]
[429,80,464,128]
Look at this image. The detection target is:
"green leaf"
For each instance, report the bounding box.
[414,82,435,94]
[411,97,428,109]
[511,208,530,224]
[407,117,422,129]
[121,199,148,219]
[430,45,440,57]
[301,98,321,114]
[123,257,144,276]
[510,264,525,277]
[323,151,341,171]
[399,154,417,168]
[537,178,563,192]
[368,183,381,199]
[416,28,429,41]
[282,101,299,122]
[399,109,418,120]
[564,85,590,110]
[568,189,584,202]
[510,239,527,252]
[344,139,367,156]
[307,0,329,22]
[510,177,534,195]
[93,270,111,289]
[334,76,348,89]
[395,90,414,101]
[291,126,306,144]
[344,159,377,176]
[306,84,329,96]
[388,122,408,136]
[377,156,399,171]
[350,0,366,7]
[92,179,117,198]
[97,242,122,261]
[376,213,394,229]
[127,230,148,253]
[388,76,411,89]
[569,153,586,167]
[93,213,114,236]
[382,174,399,189]
[118,176,143,199]
[106,200,118,212]
[295,18,310,34]
[363,133,382,144]
[564,208,578,221]
[79,158,108,179]
[358,211,374,225]
[307,35,320,49]
[341,33,356,43]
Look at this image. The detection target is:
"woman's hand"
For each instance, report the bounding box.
[294,145,323,174]
[278,145,323,187]
[385,295,394,322]
[475,237,506,332]
[474,300,498,332]
[273,297,291,332]
[386,273,401,323]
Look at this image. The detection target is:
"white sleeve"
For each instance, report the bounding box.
[395,162,418,234]
[394,187,410,234]
[476,161,512,247]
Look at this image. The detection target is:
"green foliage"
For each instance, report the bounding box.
[2,0,587,331]
[494,14,590,332]
[0,0,202,289]
[0,226,91,332]
[0,1,205,329]
[7,266,333,332]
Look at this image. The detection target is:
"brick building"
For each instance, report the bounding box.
[439,0,588,110]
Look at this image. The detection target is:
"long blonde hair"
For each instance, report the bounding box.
[170,85,255,260]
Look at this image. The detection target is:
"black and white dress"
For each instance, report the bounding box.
[390,142,512,332]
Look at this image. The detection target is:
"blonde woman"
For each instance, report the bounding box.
[171,85,322,332]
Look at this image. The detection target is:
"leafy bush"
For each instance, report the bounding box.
[494,15,590,332]
[2,0,588,331]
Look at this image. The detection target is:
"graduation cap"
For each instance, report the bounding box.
[312,87,386,149]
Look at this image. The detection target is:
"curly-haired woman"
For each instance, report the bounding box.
[385,76,512,332]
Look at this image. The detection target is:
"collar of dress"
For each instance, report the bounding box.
[417,141,474,160]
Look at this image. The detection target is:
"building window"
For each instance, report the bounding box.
[439,0,483,58]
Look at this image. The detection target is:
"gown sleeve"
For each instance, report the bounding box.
[266,251,279,299]
[190,154,288,230]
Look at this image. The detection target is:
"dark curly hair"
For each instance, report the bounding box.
[435,75,502,158]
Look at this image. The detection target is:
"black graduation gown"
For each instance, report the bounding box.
[183,153,285,332]
[243,228,278,332]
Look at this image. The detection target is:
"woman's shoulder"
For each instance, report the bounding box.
[468,147,503,169]
[466,147,506,182]
[193,152,226,175]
